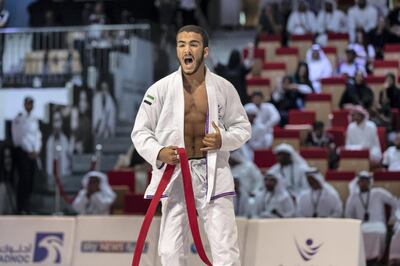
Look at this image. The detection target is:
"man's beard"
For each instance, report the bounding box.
[182,51,204,75]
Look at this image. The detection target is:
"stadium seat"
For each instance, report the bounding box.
[123,193,151,215]
[321,77,346,108]
[384,44,400,62]
[327,33,349,58]
[261,62,286,89]
[287,110,316,125]
[322,47,338,69]
[246,77,271,100]
[338,149,370,172]
[107,170,135,192]
[253,149,276,170]
[373,171,400,196]
[373,60,399,78]
[326,127,346,147]
[330,109,350,128]
[290,34,313,60]
[273,47,299,74]
[111,185,130,215]
[257,34,280,61]
[377,127,387,152]
[305,93,332,126]
[392,108,400,131]
[300,148,329,174]
[273,128,300,150]
[326,170,355,202]
[243,47,266,61]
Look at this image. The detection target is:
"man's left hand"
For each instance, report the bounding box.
[201,121,222,151]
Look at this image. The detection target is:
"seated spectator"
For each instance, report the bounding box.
[316,0,347,46]
[253,171,295,218]
[293,62,314,93]
[388,0,400,43]
[214,49,252,104]
[369,0,388,17]
[345,171,397,263]
[347,0,378,42]
[286,0,317,35]
[233,175,252,217]
[370,17,390,59]
[244,103,269,153]
[345,105,382,163]
[379,73,400,110]
[305,44,333,92]
[269,143,309,198]
[339,70,374,110]
[389,199,400,266]
[0,0,9,28]
[353,29,375,73]
[257,3,282,34]
[296,167,343,218]
[72,171,116,215]
[338,45,367,78]
[382,133,400,171]
[305,121,338,169]
[271,76,306,126]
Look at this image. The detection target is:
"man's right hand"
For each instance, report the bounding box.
[157,146,180,165]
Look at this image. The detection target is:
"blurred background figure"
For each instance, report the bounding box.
[305,44,333,92]
[72,171,116,215]
[93,81,117,138]
[286,0,317,35]
[11,97,42,214]
[316,0,347,46]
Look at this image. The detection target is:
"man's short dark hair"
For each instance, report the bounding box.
[177,25,209,47]
[251,91,264,98]
[313,121,324,130]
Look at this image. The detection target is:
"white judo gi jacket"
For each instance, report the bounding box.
[131,67,251,202]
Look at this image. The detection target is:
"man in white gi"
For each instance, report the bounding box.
[389,199,400,266]
[72,171,116,215]
[286,0,317,35]
[253,171,295,218]
[316,0,347,46]
[345,105,382,163]
[131,25,251,266]
[11,97,42,214]
[269,143,309,198]
[296,167,343,218]
[347,0,378,42]
[382,132,400,171]
[345,171,397,263]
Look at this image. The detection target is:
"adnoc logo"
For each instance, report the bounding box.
[33,233,64,264]
[294,237,323,261]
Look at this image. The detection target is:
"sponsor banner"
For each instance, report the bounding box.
[72,216,160,266]
[154,217,248,266]
[0,216,75,266]
[244,218,366,266]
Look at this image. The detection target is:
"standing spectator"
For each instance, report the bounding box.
[316,0,347,46]
[92,81,117,138]
[11,97,42,214]
[253,171,295,218]
[72,171,116,215]
[388,0,400,43]
[339,70,374,110]
[347,0,378,42]
[345,171,397,264]
[305,44,333,92]
[338,45,367,78]
[293,62,314,93]
[0,0,9,28]
[214,49,252,104]
[345,106,382,163]
[296,167,343,218]
[382,133,400,171]
[286,0,317,35]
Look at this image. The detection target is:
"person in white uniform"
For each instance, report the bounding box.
[269,143,309,198]
[383,133,400,171]
[389,199,400,266]
[345,171,397,263]
[296,167,343,218]
[72,171,116,215]
[11,97,42,214]
[253,170,295,218]
[131,25,251,266]
[345,105,382,163]
[305,44,333,93]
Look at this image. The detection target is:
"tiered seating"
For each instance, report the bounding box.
[243,47,266,61]
[254,149,276,171]
[261,62,286,89]
[330,109,350,128]
[300,148,329,174]
[338,149,370,172]
[373,60,399,78]
[287,110,316,125]
[272,128,300,150]
[257,34,280,61]
[326,127,346,147]
[304,93,332,125]
[107,170,135,214]
[272,47,299,73]
[384,44,400,62]
[327,33,349,58]
[373,171,400,196]
[326,170,355,202]
[321,77,346,108]
[246,77,270,99]
[322,47,338,69]
[290,34,313,60]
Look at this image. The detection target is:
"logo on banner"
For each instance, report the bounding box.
[33,233,64,264]
[81,241,147,253]
[294,237,323,261]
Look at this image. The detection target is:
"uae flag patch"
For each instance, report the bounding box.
[144,94,155,105]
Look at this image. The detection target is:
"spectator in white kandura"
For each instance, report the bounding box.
[369,0,388,17]
[305,44,333,92]
[383,133,400,171]
[73,171,116,215]
[253,170,295,218]
[286,0,317,35]
[316,0,347,46]
[269,143,309,198]
[345,105,382,163]
[296,167,343,218]
[250,91,280,147]
[347,0,378,42]
[244,103,270,155]
[389,199,400,266]
[345,171,397,263]
[338,45,367,78]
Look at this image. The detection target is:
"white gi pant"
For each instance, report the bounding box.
[158,158,241,266]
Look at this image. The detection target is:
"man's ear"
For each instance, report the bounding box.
[203,47,209,59]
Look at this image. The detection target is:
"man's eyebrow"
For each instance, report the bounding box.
[177,40,201,44]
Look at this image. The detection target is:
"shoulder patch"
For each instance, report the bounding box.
[144,94,155,105]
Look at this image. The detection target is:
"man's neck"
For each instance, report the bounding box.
[182,65,206,90]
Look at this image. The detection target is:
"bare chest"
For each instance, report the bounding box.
[184,84,208,118]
